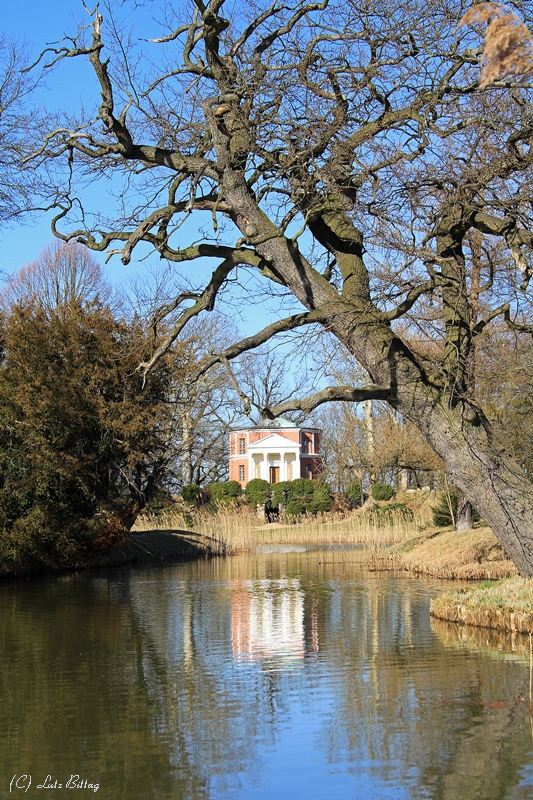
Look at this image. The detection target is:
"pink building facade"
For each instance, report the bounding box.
[229,418,322,487]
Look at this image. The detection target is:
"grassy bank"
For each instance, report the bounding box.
[81,530,218,568]
[370,525,517,580]
[430,577,533,634]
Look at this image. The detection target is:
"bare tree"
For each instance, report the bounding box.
[22,0,533,573]
[0,37,47,232]
[2,240,112,310]
[124,265,242,488]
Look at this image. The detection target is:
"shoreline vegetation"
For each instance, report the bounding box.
[3,489,532,636]
[130,492,532,635]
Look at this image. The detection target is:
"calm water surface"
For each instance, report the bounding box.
[1,549,533,800]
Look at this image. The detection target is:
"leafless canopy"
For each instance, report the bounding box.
[25,0,533,396]
[21,0,533,572]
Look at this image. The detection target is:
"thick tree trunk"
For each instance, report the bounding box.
[330,312,533,575]
[222,172,533,576]
[399,385,533,575]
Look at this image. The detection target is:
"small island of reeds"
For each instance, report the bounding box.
[430,577,533,634]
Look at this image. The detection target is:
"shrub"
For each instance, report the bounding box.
[371,483,396,501]
[345,482,362,508]
[271,480,294,508]
[245,478,271,507]
[369,502,413,523]
[309,482,334,513]
[241,478,334,515]
[181,484,201,505]
[270,478,333,514]
[290,478,316,498]
[209,480,243,504]
[431,489,480,527]
[285,500,305,517]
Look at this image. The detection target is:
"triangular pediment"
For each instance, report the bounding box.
[247,433,299,450]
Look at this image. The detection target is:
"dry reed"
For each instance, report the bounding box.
[132,503,421,554]
[460,2,533,87]
[370,526,517,580]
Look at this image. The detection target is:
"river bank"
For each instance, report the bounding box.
[0,530,214,580]
[3,509,533,639]
[368,524,533,634]
[369,525,517,580]
[430,577,533,634]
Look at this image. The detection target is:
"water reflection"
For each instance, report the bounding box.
[1,552,533,800]
[230,579,307,666]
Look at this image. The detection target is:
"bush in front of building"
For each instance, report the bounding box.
[345,482,363,508]
[209,480,243,504]
[308,482,334,513]
[181,484,201,505]
[244,478,271,507]
[238,478,334,516]
[285,500,305,517]
[268,478,333,515]
[270,480,294,509]
[371,483,396,501]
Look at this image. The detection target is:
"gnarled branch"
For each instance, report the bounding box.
[262,384,393,418]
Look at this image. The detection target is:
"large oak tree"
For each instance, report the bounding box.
[24,0,533,573]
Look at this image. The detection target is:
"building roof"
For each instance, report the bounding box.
[231,417,320,433]
[246,432,301,450]
[262,417,298,428]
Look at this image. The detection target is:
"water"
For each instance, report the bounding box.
[1,549,533,800]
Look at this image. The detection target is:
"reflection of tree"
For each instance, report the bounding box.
[315,575,533,799]
[2,556,533,800]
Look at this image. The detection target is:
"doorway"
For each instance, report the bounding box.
[269,466,280,484]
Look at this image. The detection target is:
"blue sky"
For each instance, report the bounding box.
[2,2,112,281]
[0,0,311,345]
[1,2,191,280]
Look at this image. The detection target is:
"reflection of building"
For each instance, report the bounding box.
[229,418,322,487]
[230,579,306,664]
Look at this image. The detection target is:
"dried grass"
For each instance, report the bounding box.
[370,525,517,580]
[132,503,421,553]
[460,2,533,87]
[431,576,533,633]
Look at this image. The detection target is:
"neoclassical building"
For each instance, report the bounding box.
[229,418,322,487]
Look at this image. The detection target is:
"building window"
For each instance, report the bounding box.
[305,463,312,479]
[239,437,246,454]
[302,437,309,454]
[239,465,245,482]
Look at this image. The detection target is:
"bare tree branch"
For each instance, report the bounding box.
[262,384,393,418]
[191,311,322,381]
